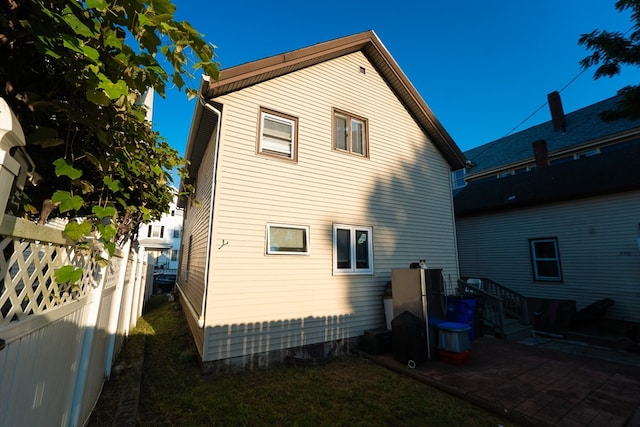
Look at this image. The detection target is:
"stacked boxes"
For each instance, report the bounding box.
[437,321,472,365]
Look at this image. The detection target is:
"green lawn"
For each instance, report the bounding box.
[90,296,518,426]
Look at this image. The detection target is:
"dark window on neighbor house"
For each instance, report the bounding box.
[333,109,369,157]
[529,238,562,282]
[257,108,298,161]
[173,228,181,238]
[170,250,178,261]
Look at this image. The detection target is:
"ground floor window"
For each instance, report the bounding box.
[333,224,373,275]
[529,238,562,282]
[266,224,309,255]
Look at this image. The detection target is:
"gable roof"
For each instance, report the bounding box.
[464,95,640,177]
[454,142,640,216]
[200,30,465,170]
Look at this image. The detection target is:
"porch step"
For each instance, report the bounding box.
[501,318,533,341]
[483,318,533,341]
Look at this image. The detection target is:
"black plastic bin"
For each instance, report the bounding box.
[391,311,427,367]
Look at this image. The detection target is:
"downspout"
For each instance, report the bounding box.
[197,95,222,330]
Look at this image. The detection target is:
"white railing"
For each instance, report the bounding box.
[0,100,151,427]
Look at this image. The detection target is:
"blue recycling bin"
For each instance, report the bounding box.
[446,297,477,340]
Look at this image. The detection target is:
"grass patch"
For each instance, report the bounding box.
[91,297,519,426]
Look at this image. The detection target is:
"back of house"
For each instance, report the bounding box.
[454,93,640,327]
[178,31,465,370]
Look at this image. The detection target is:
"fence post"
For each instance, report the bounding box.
[103,239,132,378]
[68,247,110,427]
[0,98,26,224]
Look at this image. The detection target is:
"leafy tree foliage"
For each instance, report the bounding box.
[0,0,218,253]
[579,0,640,120]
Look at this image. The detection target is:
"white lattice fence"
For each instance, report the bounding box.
[0,237,93,325]
[0,215,147,427]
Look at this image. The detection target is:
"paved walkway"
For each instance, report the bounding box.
[363,335,640,427]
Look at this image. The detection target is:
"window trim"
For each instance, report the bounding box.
[332,224,374,275]
[266,224,310,255]
[451,168,466,190]
[332,108,369,158]
[257,107,298,162]
[529,237,563,282]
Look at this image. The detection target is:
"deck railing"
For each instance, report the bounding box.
[458,277,530,336]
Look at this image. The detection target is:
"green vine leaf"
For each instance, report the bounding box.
[51,190,84,213]
[98,223,117,241]
[86,0,108,11]
[53,159,83,180]
[55,265,84,285]
[92,205,116,220]
[104,176,122,192]
[64,220,93,241]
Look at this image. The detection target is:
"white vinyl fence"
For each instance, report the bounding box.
[0,215,152,427]
[0,100,152,426]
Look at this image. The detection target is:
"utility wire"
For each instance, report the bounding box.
[500,67,590,139]
[462,65,588,165]
[500,25,634,140]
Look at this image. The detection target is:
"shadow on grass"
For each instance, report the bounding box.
[90,296,520,426]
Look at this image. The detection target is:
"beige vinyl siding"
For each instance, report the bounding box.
[203,52,459,361]
[457,191,640,322]
[179,132,217,323]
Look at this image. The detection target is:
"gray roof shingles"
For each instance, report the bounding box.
[464,96,640,175]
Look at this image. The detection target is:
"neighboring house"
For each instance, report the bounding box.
[177,30,466,370]
[454,93,640,325]
[137,192,183,274]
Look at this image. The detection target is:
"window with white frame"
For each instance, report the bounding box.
[266,224,309,255]
[148,225,164,238]
[333,109,368,157]
[333,224,373,274]
[258,108,298,161]
[529,238,562,281]
[451,168,466,190]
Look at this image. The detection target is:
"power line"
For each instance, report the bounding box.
[501,67,589,139]
[501,25,634,139]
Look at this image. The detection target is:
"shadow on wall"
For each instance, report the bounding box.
[203,314,356,373]
[366,141,460,290]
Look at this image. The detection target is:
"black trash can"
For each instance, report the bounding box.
[391,311,427,367]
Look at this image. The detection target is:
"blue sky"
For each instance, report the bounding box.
[152,0,637,184]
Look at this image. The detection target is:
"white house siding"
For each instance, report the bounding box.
[202,52,459,362]
[179,132,217,326]
[456,191,640,322]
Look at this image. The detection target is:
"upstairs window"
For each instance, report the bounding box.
[148,225,164,238]
[529,238,562,282]
[333,109,368,157]
[333,224,373,275]
[258,108,298,161]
